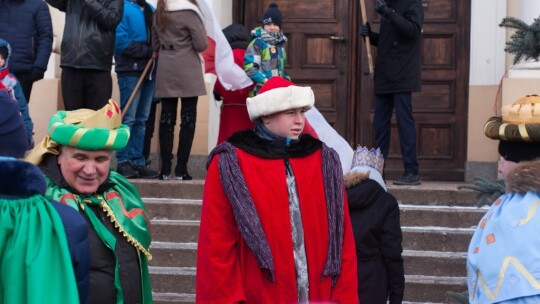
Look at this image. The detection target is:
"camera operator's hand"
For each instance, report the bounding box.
[374,0,392,18]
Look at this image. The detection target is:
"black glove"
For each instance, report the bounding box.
[29,68,45,82]
[360,22,371,38]
[213,91,222,101]
[136,0,145,6]
[375,0,392,17]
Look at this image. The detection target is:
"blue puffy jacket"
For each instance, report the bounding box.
[0,0,53,73]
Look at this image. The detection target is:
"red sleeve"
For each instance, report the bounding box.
[330,192,360,304]
[196,156,246,303]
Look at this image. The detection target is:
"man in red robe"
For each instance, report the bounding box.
[196,77,358,303]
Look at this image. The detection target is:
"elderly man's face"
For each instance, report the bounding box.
[57,146,113,194]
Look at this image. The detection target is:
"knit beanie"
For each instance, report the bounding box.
[498,140,540,163]
[246,77,314,122]
[0,89,29,158]
[262,2,282,28]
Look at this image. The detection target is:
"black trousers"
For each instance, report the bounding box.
[12,71,33,103]
[61,67,112,110]
[143,99,158,163]
[159,96,198,175]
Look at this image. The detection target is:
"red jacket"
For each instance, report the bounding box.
[196,139,358,303]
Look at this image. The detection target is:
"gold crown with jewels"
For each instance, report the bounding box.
[351,146,385,174]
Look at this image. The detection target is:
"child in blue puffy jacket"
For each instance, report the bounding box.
[0,39,34,149]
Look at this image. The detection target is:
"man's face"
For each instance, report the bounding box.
[261,107,307,140]
[57,146,113,194]
[498,156,517,181]
[0,55,5,67]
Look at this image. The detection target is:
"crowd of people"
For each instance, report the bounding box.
[9,0,536,303]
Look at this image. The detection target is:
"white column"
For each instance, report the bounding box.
[520,0,540,24]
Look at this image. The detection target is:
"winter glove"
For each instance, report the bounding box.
[375,0,392,18]
[213,91,222,101]
[29,68,45,82]
[360,22,372,38]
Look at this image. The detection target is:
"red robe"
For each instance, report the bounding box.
[215,48,254,144]
[196,147,359,303]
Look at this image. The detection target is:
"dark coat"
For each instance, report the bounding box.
[0,0,53,72]
[0,159,90,304]
[370,0,423,94]
[344,172,404,304]
[46,0,123,71]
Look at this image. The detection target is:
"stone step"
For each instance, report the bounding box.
[145,199,202,221]
[143,198,487,229]
[402,226,474,252]
[151,220,200,243]
[149,267,466,303]
[404,275,467,303]
[150,219,474,252]
[152,292,195,304]
[399,204,486,228]
[149,242,197,268]
[403,250,467,277]
[148,242,468,278]
[133,180,478,207]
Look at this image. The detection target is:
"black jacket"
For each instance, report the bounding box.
[0,0,53,72]
[370,0,423,94]
[46,0,123,71]
[345,173,404,304]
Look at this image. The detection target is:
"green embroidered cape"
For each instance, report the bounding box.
[44,171,153,304]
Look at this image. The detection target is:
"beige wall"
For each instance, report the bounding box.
[466,85,500,162]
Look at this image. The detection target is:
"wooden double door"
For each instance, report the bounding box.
[234,0,471,181]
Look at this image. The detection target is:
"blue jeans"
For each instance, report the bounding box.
[374,93,419,175]
[116,76,155,166]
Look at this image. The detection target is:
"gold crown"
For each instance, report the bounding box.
[351,146,385,174]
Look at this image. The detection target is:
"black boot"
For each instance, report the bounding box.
[175,97,197,180]
[159,99,177,180]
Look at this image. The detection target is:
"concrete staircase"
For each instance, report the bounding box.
[131,179,486,303]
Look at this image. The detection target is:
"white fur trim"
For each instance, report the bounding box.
[165,0,203,21]
[350,166,387,191]
[246,86,315,122]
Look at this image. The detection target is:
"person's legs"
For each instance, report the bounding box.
[85,70,112,110]
[12,72,32,103]
[393,92,419,175]
[175,96,197,179]
[131,79,155,166]
[159,97,178,178]
[116,76,139,166]
[392,92,420,185]
[143,99,158,165]
[374,94,394,160]
[61,68,86,110]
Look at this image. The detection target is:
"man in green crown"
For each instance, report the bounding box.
[26,100,153,304]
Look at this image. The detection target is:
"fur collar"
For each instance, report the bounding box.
[165,0,202,20]
[505,159,540,193]
[227,129,322,159]
[343,171,370,189]
[0,159,46,197]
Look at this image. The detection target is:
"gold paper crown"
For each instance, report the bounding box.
[351,146,385,174]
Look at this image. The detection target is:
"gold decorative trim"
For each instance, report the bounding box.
[99,201,152,261]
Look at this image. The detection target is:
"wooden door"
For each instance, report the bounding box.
[236,0,471,181]
[356,0,470,181]
[239,0,357,140]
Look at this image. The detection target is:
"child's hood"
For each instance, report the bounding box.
[0,39,11,70]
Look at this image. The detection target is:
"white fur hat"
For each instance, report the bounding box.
[246,77,315,122]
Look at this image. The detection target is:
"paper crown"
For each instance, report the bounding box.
[351,146,385,174]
